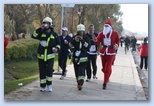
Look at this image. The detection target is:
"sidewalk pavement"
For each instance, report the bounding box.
[4,47,146,100]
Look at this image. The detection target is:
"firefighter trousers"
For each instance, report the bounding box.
[73,61,87,86]
[38,58,54,87]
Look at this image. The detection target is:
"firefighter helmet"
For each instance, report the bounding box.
[77,24,85,31]
[42,17,53,27]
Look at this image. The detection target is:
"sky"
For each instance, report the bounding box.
[120,4,148,34]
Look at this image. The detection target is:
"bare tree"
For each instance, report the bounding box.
[4,4,123,36]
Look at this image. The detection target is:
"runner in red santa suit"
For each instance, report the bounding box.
[95,17,120,90]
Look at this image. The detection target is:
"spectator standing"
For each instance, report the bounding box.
[139,38,148,70]
[131,36,137,51]
[120,36,124,47]
[22,33,26,39]
[124,35,130,54]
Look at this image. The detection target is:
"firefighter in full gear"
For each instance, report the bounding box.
[69,24,91,90]
[31,17,60,92]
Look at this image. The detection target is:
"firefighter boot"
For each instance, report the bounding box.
[77,80,84,91]
[77,84,82,91]
[47,85,52,92]
[40,87,46,92]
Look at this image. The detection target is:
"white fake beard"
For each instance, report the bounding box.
[103,27,111,35]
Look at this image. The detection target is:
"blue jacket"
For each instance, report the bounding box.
[58,35,71,54]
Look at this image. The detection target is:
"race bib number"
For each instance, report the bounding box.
[89,45,96,52]
[75,50,81,57]
[104,38,111,46]
[40,40,46,47]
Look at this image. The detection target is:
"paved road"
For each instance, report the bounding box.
[4,47,146,100]
[131,46,148,99]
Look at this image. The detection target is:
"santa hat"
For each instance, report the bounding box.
[105,17,112,27]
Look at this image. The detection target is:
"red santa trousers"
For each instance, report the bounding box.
[100,55,115,84]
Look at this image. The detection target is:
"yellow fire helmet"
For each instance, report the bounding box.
[42,17,53,27]
[77,24,85,32]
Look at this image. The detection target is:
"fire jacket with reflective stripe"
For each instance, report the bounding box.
[69,34,91,63]
[31,27,60,61]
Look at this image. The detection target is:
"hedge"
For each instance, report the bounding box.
[5,38,39,61]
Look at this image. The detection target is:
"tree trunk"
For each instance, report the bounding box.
[20,4,30,24]
[36,4,43,24]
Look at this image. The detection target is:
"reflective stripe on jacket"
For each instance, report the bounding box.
[69,34,91,63]
[31,27,60,61]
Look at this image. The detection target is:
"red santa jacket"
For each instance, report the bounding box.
[95,30,119,55]
[4,36,9,56]
[139,43,148,56]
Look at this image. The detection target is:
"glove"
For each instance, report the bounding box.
[113,44,118,50]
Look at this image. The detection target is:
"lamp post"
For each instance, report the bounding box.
[60,4,75,35]
[60,6,64,35]
[78,7,83,24]
[71,8,74,33]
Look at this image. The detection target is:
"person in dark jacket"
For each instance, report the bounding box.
[124,35,130,54]
[58,27,71,80]
[131,36,137,51]
[86,24,98,82]
[139,38,148,70]
[120,36,124,47]
[69,24,91,90]
[31,17,60,92]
